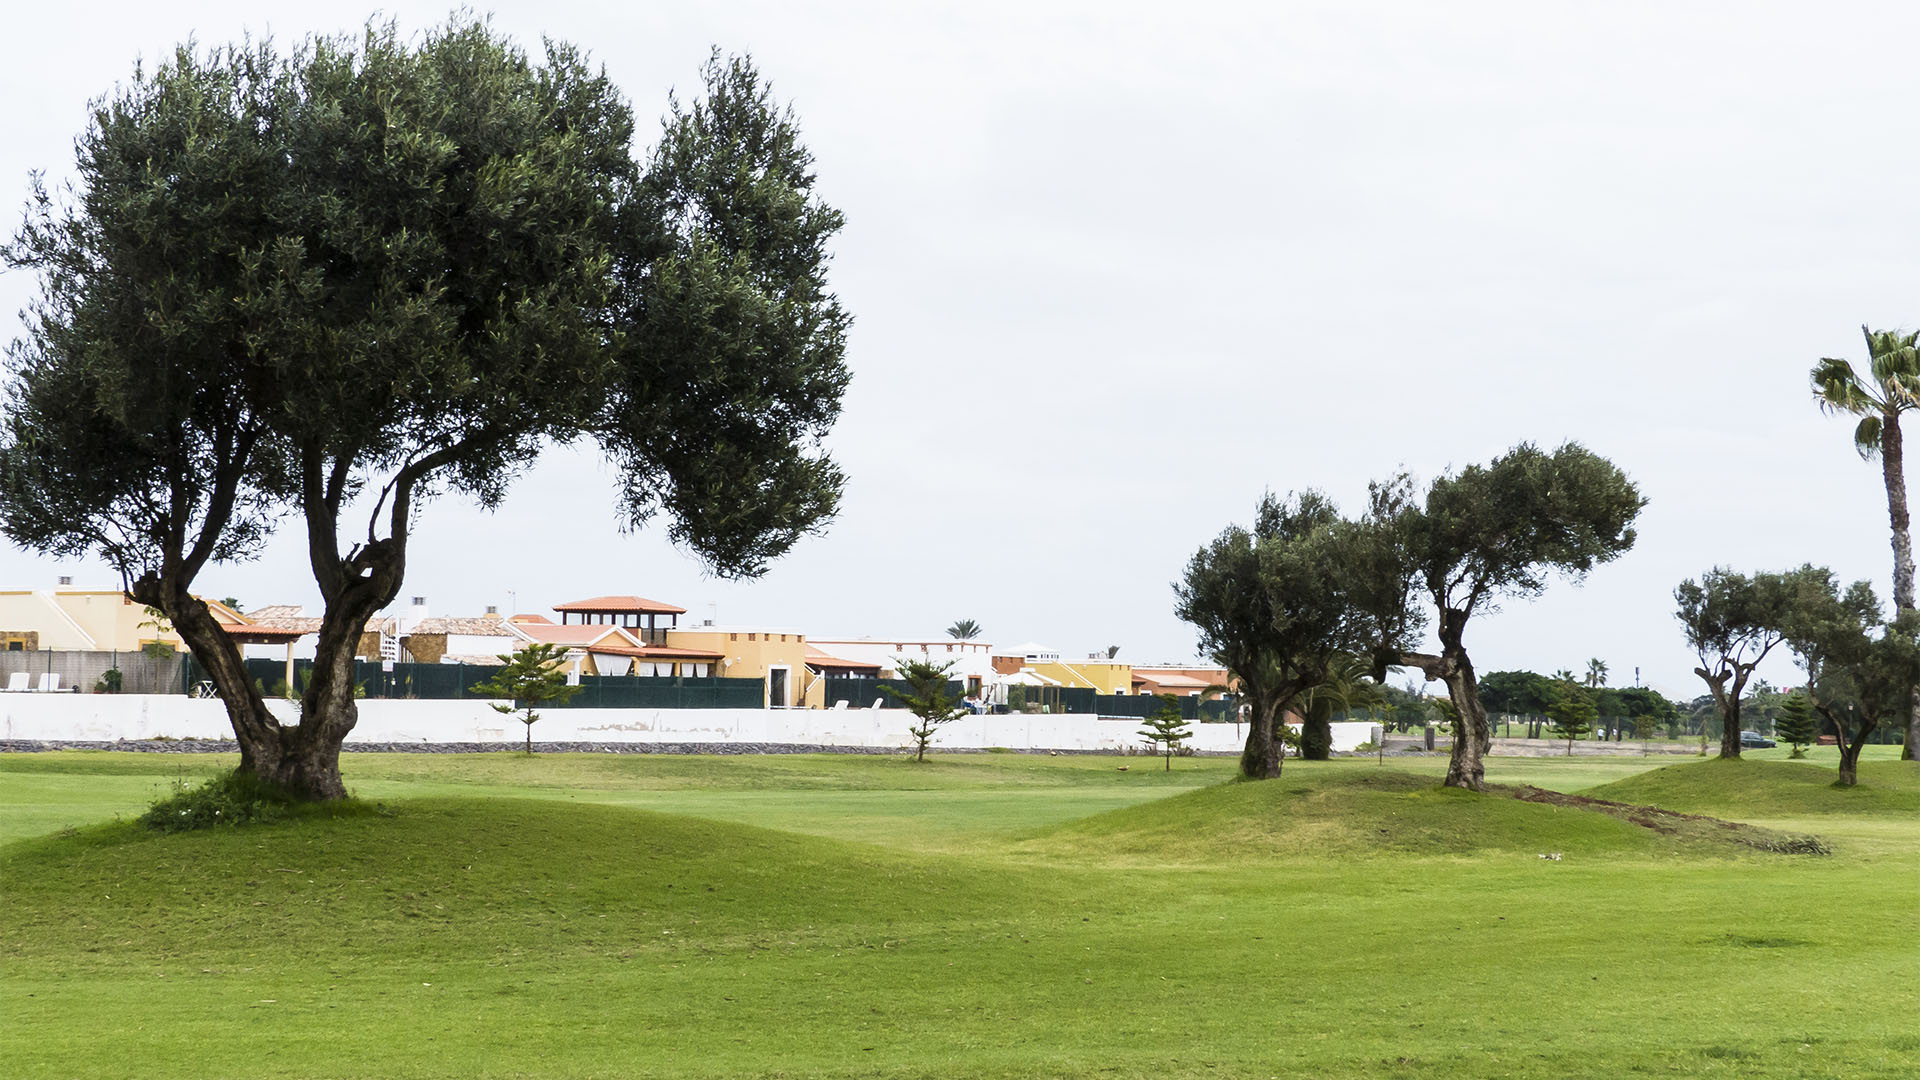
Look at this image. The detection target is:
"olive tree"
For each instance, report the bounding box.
[1673,566,1828,759]
[1782,575,1920,786]
[1,23,849,800]
[1175,491,1408,780]
[1364,444,1644,791]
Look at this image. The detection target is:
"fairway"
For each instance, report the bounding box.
[3,749,1917,1079]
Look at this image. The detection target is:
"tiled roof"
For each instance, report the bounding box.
[511,623,639,647]
[406,617,514,636]
[247,612,325,633]
[591,644,726,660]
[552,594,687,615]
[805,645,880,671]
[246,604,307,621]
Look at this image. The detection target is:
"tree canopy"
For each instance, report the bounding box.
[1781,576,1920,785]
[1368,443,1644,790]
[1674,565,1829,759]
[1,21,850,799]
[1174,490,1399,779]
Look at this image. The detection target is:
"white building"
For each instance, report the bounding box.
[807,636,997,693]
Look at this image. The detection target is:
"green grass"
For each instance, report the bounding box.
[1587,755,1920,816]
[3,749,1918,1079]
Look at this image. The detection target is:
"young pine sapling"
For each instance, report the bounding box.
[1137,694,1194,771]
[470,643,583,753]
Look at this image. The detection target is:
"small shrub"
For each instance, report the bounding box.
[140,771,306,832]
[94,667,123,693]
[985,746,1014,754]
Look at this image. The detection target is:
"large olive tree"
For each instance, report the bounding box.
[1673,566,1828,759]
[1175,491,1406,779]
[1781,574,1920,786]
[1366,444,1645,791]
[1,24,849,800]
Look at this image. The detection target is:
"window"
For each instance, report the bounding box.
[729,633,738,641]
[748,633,757,642]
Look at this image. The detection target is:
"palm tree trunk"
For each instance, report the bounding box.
[1881,414,1920,760]
[1885,412,1914,610]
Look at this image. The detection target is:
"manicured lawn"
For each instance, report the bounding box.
[3,749,1916,1078]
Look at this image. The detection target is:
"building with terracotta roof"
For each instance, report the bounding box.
[551,595,686,645]
[1132,666,1233,697]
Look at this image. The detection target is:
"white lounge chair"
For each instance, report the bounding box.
[870,698,884,709]
[36,673,61,693]
[832,700,849,710]
[3,672,28,692]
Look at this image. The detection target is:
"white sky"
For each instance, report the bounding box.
[4,1,1919,701]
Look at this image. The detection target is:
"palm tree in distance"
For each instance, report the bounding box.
[1813,325,1920,758]
[1296,654,1388,760]
[946,619,982,641]
[1585,658,1608,689]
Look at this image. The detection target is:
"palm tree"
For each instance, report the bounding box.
[1585,658,1608,689]
[945,619,982,641]
[1296,654,1387,760]
[1813,325,1920,758]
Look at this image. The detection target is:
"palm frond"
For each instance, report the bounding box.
[1811,357,1877,416]
[1866,327,1920,388]
[1855,414,1884,460]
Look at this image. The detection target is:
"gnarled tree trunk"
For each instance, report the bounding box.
[135,576,281,774]
[1441,658,1489,790]
[1240,697,1283,779]
[1399,609,1489,792]
[1698,665,1746,760]
[135,574,359,799]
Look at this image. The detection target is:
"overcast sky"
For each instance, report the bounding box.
[5,1,1919,699]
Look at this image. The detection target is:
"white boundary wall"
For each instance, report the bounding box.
[0,694,1380,753]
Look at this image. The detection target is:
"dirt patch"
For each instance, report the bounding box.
[1503,785,1831,855]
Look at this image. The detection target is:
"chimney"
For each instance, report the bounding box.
[400,596,428,635]
[57,576,72,587]
[484,605,499,617]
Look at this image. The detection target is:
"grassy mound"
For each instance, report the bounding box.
[1018,769,1819,862]
[0,797,1061,968]
[1586,756,1920,817]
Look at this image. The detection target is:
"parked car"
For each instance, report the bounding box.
[1739,730,1777,748]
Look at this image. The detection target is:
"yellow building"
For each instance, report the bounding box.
[0,588,261,654]
[664,624,815,708]
[1025,656,1134,694]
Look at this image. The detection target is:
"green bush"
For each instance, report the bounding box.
[140,771,307,832]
